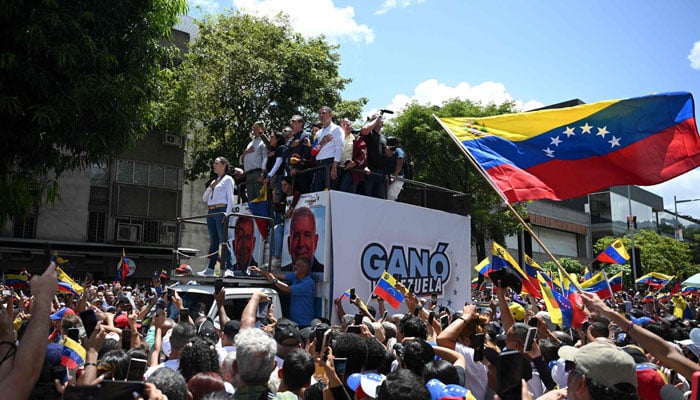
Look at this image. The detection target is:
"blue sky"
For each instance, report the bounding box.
[186,0,700,220]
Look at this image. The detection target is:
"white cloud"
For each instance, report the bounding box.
[234,0,374,44]
[376,79,543,117]
[190,0,220,14]
[688,41,700,70]
[375,0,426,16]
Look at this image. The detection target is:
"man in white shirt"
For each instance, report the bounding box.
[311,106,344,192]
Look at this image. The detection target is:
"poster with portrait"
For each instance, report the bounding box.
[278,191,330,282]
[227,203,266,275]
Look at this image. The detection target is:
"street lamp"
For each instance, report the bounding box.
[674,195,700,235]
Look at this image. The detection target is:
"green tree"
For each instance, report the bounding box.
[384,99,526,260]
[163,12,353,181]
[0,0,187,224]
[594,230,697,287]
[542,257,586,277]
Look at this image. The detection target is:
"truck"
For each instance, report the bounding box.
[170,190,472,325]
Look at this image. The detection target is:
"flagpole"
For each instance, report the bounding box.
[436,115,584,293]
[627,186,639,292]
[601,269,615,301]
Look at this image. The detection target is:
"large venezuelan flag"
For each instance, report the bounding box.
[438,93,700,203]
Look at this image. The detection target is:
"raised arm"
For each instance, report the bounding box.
[0,262,57,400]
[582,291,700,381]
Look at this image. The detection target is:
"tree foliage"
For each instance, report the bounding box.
[383,99,526,259]
[161,12,354,181]
[0,0,187,223]
[595,230,698,287]
[541,257,586,276]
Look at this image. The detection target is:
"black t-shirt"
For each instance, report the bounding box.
[364,130,386,170]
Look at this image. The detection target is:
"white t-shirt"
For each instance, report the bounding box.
[454,342,488,400]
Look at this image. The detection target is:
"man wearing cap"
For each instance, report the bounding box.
[559,341,638,400]
[582,291,700,383]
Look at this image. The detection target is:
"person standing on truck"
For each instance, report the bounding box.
[251,257,315,328]
[240,120,268,201]
[199,156,236,277]
[281,207,324,274]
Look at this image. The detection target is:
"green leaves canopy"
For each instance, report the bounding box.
[0,0,187,223]
[162,12,352,180]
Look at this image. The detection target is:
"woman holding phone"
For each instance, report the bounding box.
[199,156,236,276]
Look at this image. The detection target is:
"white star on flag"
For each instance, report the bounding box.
[596,126,610,138]
[550,136,563,147]
[608,136,621,147]
[543,147,555,157]
[580,123,593,134]
[563,126,576,137]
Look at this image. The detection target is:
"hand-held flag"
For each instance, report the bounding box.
[373,271,405,309]
[595,239,630,265]
[56,267,83,296]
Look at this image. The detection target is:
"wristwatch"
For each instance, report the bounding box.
[272,278,279,285]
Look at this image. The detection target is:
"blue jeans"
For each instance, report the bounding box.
[364,172,386,199]
[272,223,285,258]
[206,207,233,270]
[337,169,355,193]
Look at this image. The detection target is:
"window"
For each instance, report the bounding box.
[87,211,106,243]
[116,159,182,190]
[13,210,37,239]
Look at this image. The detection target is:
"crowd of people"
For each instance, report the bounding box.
[2,260,700,399]
[223,107,412,206]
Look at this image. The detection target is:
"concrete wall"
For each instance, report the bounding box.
[37,169,91,241]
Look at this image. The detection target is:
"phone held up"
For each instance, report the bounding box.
[524,327,537,352]
[497,350,523,400]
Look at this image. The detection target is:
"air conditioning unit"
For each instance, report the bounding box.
[116,223,141,242]
[159,222,177,246]
[163,133,183,147]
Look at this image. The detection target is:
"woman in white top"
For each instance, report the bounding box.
[199,156,236,276]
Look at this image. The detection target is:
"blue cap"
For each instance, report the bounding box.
[346,372,385,398]
[426,379,472,400]
[50,307,75,321]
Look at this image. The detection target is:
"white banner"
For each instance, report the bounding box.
[329,191,471,320]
